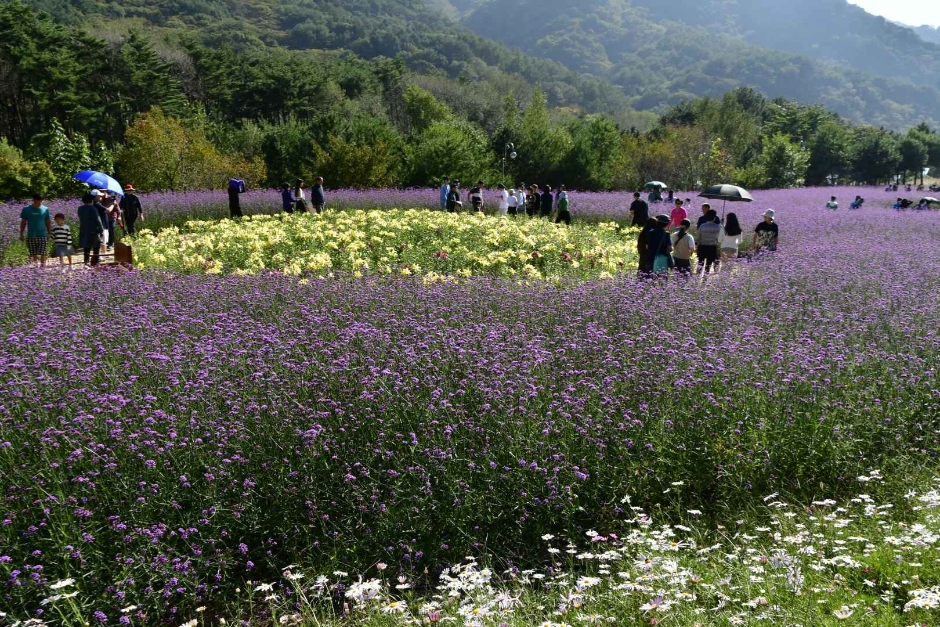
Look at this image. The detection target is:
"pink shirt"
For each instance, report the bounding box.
[670,206,688,229]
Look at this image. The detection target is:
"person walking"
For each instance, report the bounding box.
[669,198,688,229]
[77,193,103,267]
[469,180,485,213]
[50,213,74,268]
[696,209,721,274]
[649,214,674,275]
[753,209,779,252]
[228,178,246,218]
[281,183,297,214]
[629,192,649,227]
[637,217,657,274]
[439,177,450,211]
[540,184,553,218]
[294,179,308,213]
[90,191,110,254]
[19,193,53,267]
[515,185,526,216]
[527,185,539,217]
[507,188,519,216]
[719,212,743,261]
[311,177,326,214]
[100,192,117,250]
[672,219,695,274]
[446,180,462,212]
[555,186,571,225]
[119,185,144,235]
[496,183,510,216]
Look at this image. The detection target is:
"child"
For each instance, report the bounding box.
[51,213,73,267]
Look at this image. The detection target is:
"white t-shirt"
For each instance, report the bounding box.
[516,191,526,208]
[719,227,742,251]
[507,195,518,209]
[826,201,839,210]
[672,232,695,260]
[498,190,510,214]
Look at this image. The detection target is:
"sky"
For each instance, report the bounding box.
[848,0,940,27]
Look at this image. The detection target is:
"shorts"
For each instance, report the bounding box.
[53,244,74,258]
[26,237,48,257]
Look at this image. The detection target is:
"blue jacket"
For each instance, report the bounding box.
[281,189,296,210]
[311,184,325,206]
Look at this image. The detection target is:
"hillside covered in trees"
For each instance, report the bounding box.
[1,0,939,200]
[462,0,940,130]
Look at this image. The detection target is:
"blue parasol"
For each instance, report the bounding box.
[74,170,124,196]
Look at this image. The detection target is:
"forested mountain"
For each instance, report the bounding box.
[462,0,940,129]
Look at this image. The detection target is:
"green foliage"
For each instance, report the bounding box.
[757,133,809,189]
[465,0,940,130]
[515,90,572,184]
[0,138,54,199]
[805,122,850,187]
[115,108,265,191]
[28,118,112,196]
[898,134,929,182]
[402,85,452,134]
[405,121,493,187]
[849,127,901,185]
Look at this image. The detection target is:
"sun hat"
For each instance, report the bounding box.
[763,209,776,219]
[124,184,135,192]
[655,214,670,225]
[89,189,102,197]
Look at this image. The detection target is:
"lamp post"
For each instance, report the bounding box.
[502,143,517,180]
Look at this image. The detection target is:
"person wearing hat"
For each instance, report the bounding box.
[19,193,53,267]
[440,177,450,211]
[446,180,462,212]
[496,183,510,216]
[753,209,779,252]
[119,184,144,236]
[507,188,519,216]
[647,214,674,274]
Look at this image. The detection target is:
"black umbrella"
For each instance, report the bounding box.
[699,184,754,217]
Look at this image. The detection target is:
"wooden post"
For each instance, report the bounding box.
[114,241,133,266]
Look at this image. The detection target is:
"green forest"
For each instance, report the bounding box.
[1,0,939,198]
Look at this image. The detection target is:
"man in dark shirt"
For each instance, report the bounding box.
[696,203,713,228]
[446,180,462,212]
[311,177,326,213]
[629,192,649,227]
[119,185,144,235]
[540,185,553,218]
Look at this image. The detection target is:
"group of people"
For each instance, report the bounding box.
[280,178,327,214]
[439,178,572,224]
[629,193,779,276]
[18,186,145,268]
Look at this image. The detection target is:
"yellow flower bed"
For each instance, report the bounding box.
[132,209,639,280]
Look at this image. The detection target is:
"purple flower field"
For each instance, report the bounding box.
[2,187,940,623]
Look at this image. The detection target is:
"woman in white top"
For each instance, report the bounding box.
[719,212,743,260]
[507,189,519,216]
[496,183,510,216]
[515,187,526,215]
